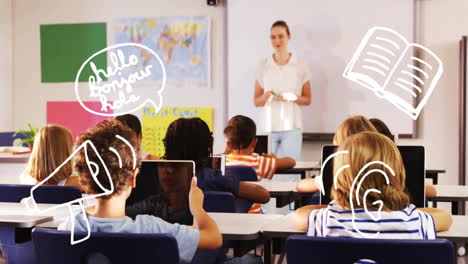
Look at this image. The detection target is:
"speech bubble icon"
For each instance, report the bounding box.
[74,43,166,117]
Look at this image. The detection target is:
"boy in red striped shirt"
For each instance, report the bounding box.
[224,115,296,213]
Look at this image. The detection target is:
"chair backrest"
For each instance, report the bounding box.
[0,132,28,147]
[0,185,82,264]
[0,184,82,203]
[203,191,235,213]
[32,228,180,264]
[286,235,455,264]
[225,166,257,213]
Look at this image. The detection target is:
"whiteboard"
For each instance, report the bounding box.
[228,0,416,136]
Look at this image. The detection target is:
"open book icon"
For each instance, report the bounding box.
[343,27,443,120]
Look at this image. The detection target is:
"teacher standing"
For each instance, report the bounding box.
[254,20,312,161]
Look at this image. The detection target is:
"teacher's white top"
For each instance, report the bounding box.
[256,53,311,132]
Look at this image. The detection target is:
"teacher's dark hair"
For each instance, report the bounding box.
[163,117,213,169]
[271,20,290,36]
[224,115,257,150]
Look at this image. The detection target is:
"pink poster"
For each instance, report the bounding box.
[47,101,113,141]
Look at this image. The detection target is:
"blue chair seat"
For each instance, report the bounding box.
[0,184,81,264]
[225,166,257,213]
[286,235,455,264]
[32,228,180,264]
[203,191,235,213]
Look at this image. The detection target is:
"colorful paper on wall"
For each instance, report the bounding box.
[142,107,213,157]
[113,16,210,87]
[47,101,113,140]
[40,23,107,82]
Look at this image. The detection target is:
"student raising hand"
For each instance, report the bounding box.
[189,177,223,250]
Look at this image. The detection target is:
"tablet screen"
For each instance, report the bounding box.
[126,160,195,225]
[254,134,270,155]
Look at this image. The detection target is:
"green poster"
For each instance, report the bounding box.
[40,23,107,83]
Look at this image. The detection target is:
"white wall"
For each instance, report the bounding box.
[299,0,467,187]
[10,0,467,186]
[12,0,227,151]
[0,0,13,131]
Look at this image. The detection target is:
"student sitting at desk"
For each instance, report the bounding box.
[296,116,376,193]
[126,117,270,219]
[59,120,222,264]
[369,117,437,198]
[224,115,296,213]
[115,114,159,160]
[297,116,437,198]
[20,124,82,190]
[293,131,452,238]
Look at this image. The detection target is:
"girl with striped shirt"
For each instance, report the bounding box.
[293,132,452,239]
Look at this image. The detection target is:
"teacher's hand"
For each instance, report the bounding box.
[263,91,273,101]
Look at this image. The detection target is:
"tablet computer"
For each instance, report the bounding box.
[254,133,272,155]
[126,160,195,225]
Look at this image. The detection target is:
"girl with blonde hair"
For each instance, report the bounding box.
[294,132,452,237]
[21,125,81,189]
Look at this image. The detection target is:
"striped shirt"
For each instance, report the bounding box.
[307,201,436,240]
[226,153,278,213]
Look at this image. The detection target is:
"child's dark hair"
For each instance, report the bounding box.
[369,118,395,142]
[115,114,142,137]
[163,118,213,169]
[271,20,290,36]
[224,115,256,150]
[75,120,142,199]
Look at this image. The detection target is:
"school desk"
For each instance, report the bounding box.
[275,161,320,179]
[261,214,468,264]
[0,202,82,227]
[251,181,315,208]
[429,185,468,215]
[0,153,30,164]
[426,169,446,185]
[34,210,283,241]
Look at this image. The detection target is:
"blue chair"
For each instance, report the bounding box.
[193,191,236,264]
[286,235,455,264]
[225,166,257,213]
[203,191,235,213]
[32,228,179,264]
[0,184,82,264]
[0,132,28,147]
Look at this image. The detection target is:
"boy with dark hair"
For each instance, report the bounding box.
[224,115,296,213]
[59,120,222,264]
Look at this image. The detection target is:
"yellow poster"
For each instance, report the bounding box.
[142,107,213,157]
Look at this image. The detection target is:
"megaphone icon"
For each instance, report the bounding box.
[23,135,136,245]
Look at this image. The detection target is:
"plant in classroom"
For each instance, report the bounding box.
[13,123,38,148]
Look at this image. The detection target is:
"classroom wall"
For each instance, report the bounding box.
[0,0,13,131]
[11,0,227,151]
[299,0,467,187]
[10,0,466,186]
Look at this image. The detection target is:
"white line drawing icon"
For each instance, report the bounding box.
[23,135,136,245]
[345,161,395,238]
[316,150,349,195]
[74,43,167,117]
[343,27,443,120]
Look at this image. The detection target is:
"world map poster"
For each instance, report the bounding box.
[113,16,210,88]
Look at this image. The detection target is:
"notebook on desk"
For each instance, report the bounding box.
[320,145,425,207]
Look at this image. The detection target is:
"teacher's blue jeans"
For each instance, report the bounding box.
[271,129,302,161]
[265,129,302,214]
